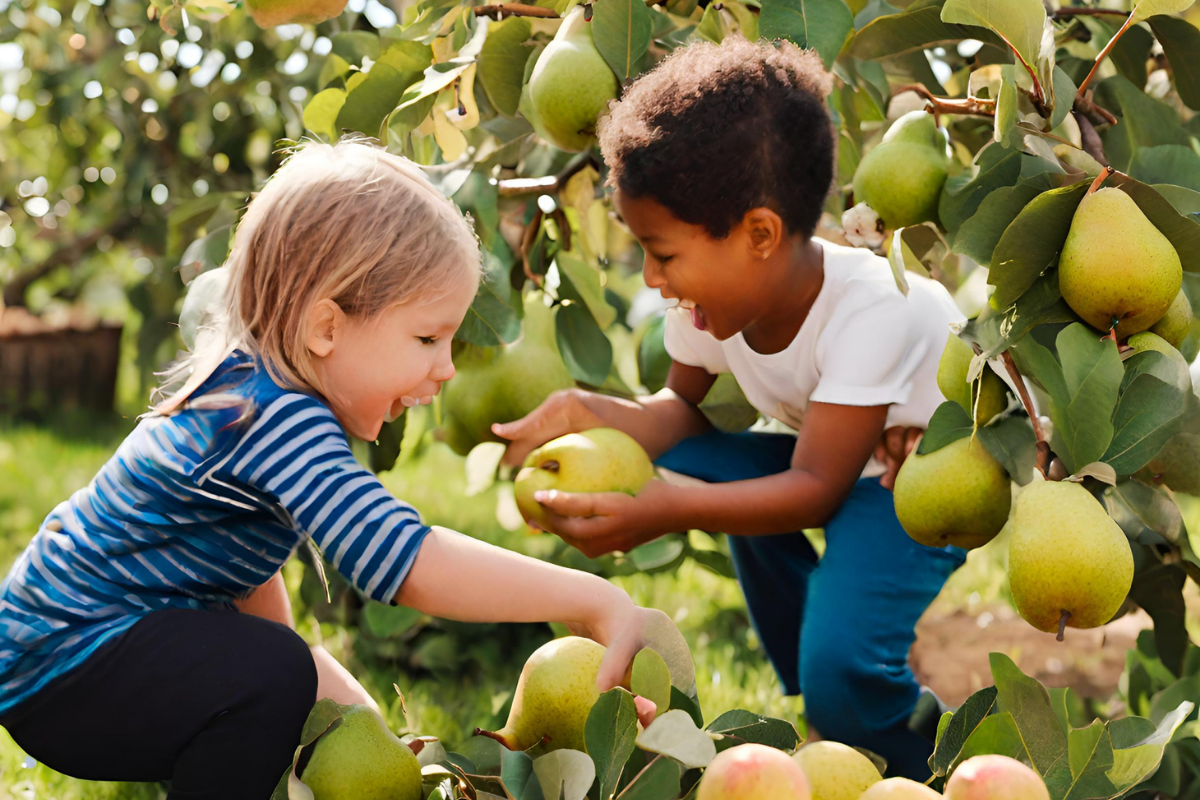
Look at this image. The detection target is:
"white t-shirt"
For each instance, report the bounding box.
[664,238,966,478]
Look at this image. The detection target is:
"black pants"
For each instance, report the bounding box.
[0,607,318,799]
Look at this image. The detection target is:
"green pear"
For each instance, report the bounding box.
[179,267,230,350]
[945,754,1049,800]
[477,636,606,751]
[245,0,346,26]
[301,704,422,800]
[527,6,619,152]
[937,336,1009,425]
[1150,290,1194,348]
[697,743,811,800]
[1057,187,1182,338]
[440,293,574,456]
[792,741,882,800]
[1126,331,1193,392]
[515,427,655,531]
[858,777,944,800]
[1008,480,1133,635]
[852,112,949,229]
[893,436,1012,550]
[1148,432,1200,495]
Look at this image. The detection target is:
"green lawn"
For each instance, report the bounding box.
[0,413,1012,797]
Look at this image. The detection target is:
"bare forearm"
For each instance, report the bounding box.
[664,469,852,536]
[583,389,710,460]
[394,527,631,624]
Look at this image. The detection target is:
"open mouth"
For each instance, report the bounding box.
[678,299,706,332]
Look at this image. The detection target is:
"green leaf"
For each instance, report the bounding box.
[556,253,618,329]
[635,709,717,769]
[915,401,976,455]
[1107,702,1195,791]
[952,711,1026,767]
[1054,323,1123,474]
[849,0,1003,60]
[362,601,422,638]
[706,710,802,751]
[478,18,533,117]
[1054,719,1117,800]
[1103,373,1185,475]
[699,374,760,434]
[1093,75,1192,172]
[989,653,1068,778]
[1130,144,1200,193]
[1130,0,1199,27]
[929,686,999,776]
[977,416,1039,485]
[941,0,1046,71]
[614,755,681,800]
[940,144,1023,238]
[1148,16,1200,111]
[555,302,614,386]
[592,0,654,81]
[988,180,1089,310]
[303,88,347,141]
[669,686,704,729]
[632,649,673,719]
[758,0,855,69]
[636,315,670,394]
[952,183,1042,265]
[587,688,641,799]
[1128,563,1189,678]
[627,535,687,572]
[533,749,595,800]
[331,31,383,65]
[336,42,433,138]
[1109,22,1153,91]
[502,749,547,800]
[1105,479,1186,550]
[456,249,523,347]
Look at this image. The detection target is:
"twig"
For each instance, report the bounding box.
[473,2,559,18]
[1053,8,1129,19]
[1077,11,1139,99]
[892,84,997,119]
[1071,109,1109,165]
[497,151,601,196]
[1001,350,1049,477]
[1073,91,1118,127]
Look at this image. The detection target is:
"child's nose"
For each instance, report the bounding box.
[642,256,666,290]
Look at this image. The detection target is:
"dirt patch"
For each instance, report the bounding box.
[910,604,1151,707]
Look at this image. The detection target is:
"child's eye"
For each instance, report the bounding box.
[417,336,438,345]
[654,253,674,265]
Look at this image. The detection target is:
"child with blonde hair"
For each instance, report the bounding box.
[0,137,664,798]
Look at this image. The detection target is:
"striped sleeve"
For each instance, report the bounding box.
[225,393,430,605]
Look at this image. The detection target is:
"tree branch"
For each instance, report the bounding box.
[892,84,997,119]
[1001,350,1050,478]
[3,215,141,308]
[497,151,601,196]
[1071,108,1109,166]
[1053,7,1129,19]
[473,3,559,18]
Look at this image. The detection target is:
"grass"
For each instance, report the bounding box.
[0,412,1015,796]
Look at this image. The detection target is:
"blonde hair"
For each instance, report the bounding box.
[153,134,482,415]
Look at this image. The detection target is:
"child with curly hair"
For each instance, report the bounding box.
[0,137,665,798]
[499,37,966,779]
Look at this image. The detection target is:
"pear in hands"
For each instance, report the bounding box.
[1058,187,1182,338]
[697,743,811,800]
[300,704,422,800]
[515,427,655,531]
[477,636,605,752]
[893,436,1012,550]
[1008,480,1133,637]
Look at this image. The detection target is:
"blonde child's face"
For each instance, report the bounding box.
[308,268,478,441]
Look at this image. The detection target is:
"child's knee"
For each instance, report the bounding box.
[799,638,916,744]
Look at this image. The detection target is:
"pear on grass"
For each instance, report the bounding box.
[1008,480,1133,638]
[697,743,811,800]
[1058,187,1182,338]
[944,754,1049,800]
[440,293,574,456]
[859,777,944,800]
[792,741,882,800]
[477,636,605,752]
[527,6,619,152]
[301,704,422,800]
[515,427,655,531]
[894,436,1012,550]
[1150,290,1193,348]
[852,111,949,229]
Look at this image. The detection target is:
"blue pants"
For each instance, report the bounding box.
[657,430,966,780]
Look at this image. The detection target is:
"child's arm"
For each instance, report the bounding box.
[394,526,656,690]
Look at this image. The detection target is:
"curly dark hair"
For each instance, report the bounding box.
[598,36,836,240]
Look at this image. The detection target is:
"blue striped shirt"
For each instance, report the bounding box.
[0,350,430,717]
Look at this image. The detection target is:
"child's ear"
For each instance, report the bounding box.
[743,207,784,260]
[306,299,344,358]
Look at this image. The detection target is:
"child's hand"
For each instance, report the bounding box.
[529,479,677,558]
[493,388,609,468]
[875,425,924,491]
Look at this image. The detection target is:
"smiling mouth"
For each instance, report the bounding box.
[676,299,706,331]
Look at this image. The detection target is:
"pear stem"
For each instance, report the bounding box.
[892,84,997,118]
[1001,350,1049,475]
[1087,165,1115,196]
[1056,611,1071,642]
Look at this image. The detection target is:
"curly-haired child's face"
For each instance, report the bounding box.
[614,189,786,343]
[305,268,478,441]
